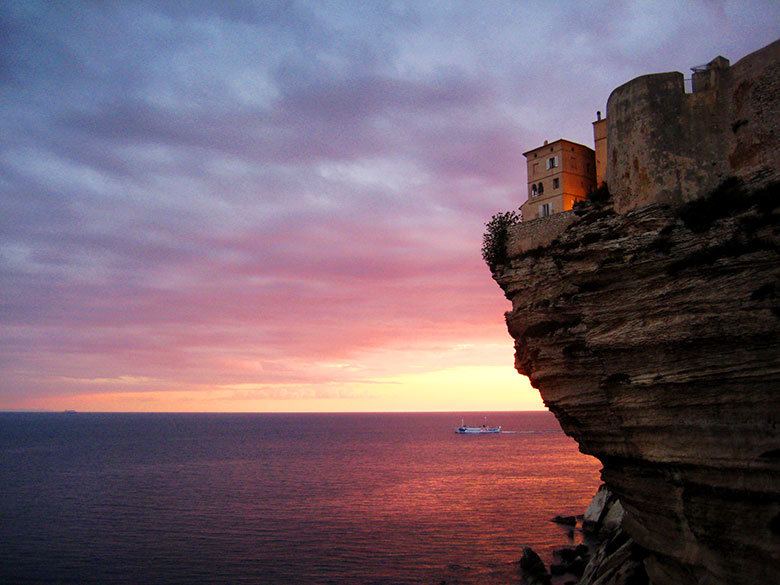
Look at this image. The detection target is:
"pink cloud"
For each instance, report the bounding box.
[2,1,778,410]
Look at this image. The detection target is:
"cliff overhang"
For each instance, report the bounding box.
[493,180,780,585]
[489,39,780,584]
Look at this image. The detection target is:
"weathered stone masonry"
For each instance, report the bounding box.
[509,210,575,255]
[606,39,780,214]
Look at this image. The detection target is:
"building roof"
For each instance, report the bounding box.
[522,138,594,157]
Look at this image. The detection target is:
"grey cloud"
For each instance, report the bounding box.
[2,1,779,406]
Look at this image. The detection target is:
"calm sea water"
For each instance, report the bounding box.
[0,411,601,585]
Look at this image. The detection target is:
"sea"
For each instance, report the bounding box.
[0,411,602,585]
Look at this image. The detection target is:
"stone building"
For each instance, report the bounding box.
[520,139,596,221]
[510,38,778,249]
[602,39,779,214]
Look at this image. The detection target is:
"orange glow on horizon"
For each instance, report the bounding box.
[3,336,546,413]
[20,363,543,413]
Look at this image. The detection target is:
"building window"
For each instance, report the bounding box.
[540,203,552,217]
[531,184,537,197]
[546,156,559,170]
[552,177,560,189]
[537,182,544,194]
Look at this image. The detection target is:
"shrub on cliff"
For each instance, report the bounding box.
[482,210,520,271]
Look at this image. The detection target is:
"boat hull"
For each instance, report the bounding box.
[455,426,502,434]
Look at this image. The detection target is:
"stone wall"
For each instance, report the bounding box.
[726,40,780,185]
[508,210,575,254]
[606,39,780,214]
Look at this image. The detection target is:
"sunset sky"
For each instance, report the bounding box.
[2,1,779,412]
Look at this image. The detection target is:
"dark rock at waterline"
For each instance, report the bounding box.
[552,515,577,526]
[551,545,590,578]
[582,485,626,537]
[578,528,649,585]
[519,547,551,585]
[519,547,546,572]
[550,563,566,575]
[567,557,587,577]
[553,546,578,563]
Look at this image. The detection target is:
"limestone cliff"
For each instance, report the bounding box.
[490,39,780,585]
[493,182,779,585]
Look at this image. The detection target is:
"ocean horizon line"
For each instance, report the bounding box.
[1,408,549,415]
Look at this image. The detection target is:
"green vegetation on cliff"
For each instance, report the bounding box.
[481,209,520,271]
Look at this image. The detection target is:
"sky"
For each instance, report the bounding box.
[2,1,779,413]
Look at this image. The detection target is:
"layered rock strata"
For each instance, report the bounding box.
[493,183,780,585]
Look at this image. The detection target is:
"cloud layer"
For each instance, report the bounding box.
[2,1,779,410]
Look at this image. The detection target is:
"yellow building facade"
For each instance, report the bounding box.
[521,139,596,221]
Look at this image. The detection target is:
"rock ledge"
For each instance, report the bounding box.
[494,181,780,585]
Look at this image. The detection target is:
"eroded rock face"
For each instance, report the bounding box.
[493,184,780,585]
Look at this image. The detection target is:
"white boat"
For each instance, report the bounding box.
[455,418,502,434]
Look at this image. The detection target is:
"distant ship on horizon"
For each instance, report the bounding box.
[454,418,502,434]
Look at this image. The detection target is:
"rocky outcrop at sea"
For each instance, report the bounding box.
[520,485,647,585]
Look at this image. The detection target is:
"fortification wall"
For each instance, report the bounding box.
[507,210,575,255]
[726,39,780,185]
[606,38,780,214]
[606,72,728,213]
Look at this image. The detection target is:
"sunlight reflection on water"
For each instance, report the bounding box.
[1,411,601,584]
